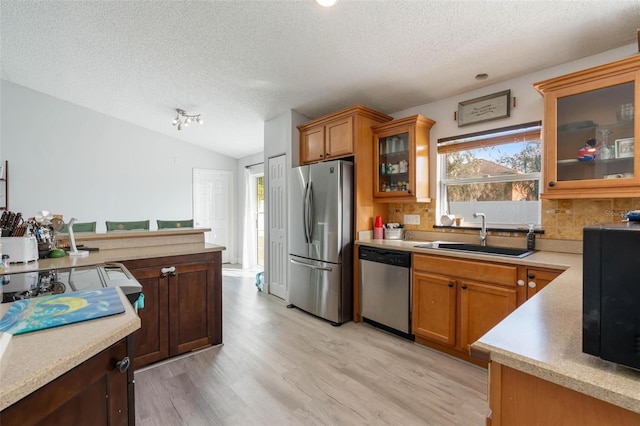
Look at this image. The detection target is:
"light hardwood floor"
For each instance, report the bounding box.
[134,266,488,425]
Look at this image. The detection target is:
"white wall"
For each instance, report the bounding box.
[0,80,239,249]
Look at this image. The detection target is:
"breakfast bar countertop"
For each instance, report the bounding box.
[355,238,640,414]
[0,288,140,411]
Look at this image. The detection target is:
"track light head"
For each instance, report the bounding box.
[171,108,203,130]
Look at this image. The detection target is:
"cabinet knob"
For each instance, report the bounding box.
[527,273,535,279]
[448,281,454,288]
[319,154,323,158]
[325,153,330,157]
[528,281,537,288]
[160,273,167,278]
[461,283,467,290]
[170,272,177,277]
[407,189,412,194]
[116,357,130,373]
[548,181,556,187]
[517,279,525,286]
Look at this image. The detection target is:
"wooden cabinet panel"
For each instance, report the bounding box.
[534,55,640,199]
[169,261,217,355]
[123,252,222,369]
[412,253,518,359]
[2,338,131,426]
[490,363,640,425]
[129,270,169,367]
[523,267,562,299]
[413,254,518,287]
[459,281,517,352]
[413,271,456,345]
[325,115,353,158]
[301,126,325,164]
[372,114,435,203]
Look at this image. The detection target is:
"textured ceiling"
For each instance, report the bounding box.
[2,1,639,159]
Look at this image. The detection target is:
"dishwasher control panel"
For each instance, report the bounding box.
[358,246,411,267]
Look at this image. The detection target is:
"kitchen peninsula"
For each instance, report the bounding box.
[355,237,640,424]
[0,228,224,423]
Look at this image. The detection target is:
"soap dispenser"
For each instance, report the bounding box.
[527,224,536,250]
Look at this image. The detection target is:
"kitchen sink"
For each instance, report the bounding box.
[414,242,534,258]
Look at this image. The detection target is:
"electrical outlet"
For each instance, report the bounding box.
[404,214,420,225]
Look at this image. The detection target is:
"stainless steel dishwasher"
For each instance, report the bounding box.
[359,246,413,340]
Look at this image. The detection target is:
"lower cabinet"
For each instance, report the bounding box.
[488,363,640,425]
[412,254,518,359]
[1,337,133,426]
[123,251,222,369]
[518,266,562,300]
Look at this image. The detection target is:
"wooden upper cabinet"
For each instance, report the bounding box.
[372,114,435,202]
[325,115,354,158]
[534,55,640,199]
[300,126,325,163]
[298,105,391,165]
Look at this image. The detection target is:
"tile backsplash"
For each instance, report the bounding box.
[386,197,640,241]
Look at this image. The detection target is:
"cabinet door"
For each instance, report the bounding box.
[412,271,456,345]
[459,280,517,352]
[374,128,412,198]
[372,114,434,202]
[324,115,353,159]
[536,56,640,199]
[2,339,130,426]
[169,261,218,356]
[301,125,325,164]
[525,268,561,299]
[127,267,169,368]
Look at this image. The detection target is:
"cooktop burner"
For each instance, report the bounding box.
[1,264,141,305]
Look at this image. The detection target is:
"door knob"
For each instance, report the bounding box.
[116,357,130,373]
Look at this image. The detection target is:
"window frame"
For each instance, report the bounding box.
[437,121,542,228]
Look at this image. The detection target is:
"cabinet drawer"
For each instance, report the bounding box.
[413,254,518,287]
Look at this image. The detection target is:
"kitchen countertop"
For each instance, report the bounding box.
[4,242,225,275]
[356,239,640,414]
[0,240,225,411]
[0,288,140,411]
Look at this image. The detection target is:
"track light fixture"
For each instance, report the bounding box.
[172,108,203,130]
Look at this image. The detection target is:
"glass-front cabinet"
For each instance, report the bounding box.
[534,55,640,198]
[372,114,435,202]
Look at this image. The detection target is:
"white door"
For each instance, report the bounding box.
[193,169,233,263]
[268,155,287,300]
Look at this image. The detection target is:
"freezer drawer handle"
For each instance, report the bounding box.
[290,258,333,272]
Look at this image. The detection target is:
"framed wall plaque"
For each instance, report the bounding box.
[457,90,511,127]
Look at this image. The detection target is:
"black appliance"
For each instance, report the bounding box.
[1,263,142,306]
[583,222,640,370]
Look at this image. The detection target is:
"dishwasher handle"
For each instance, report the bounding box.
[290,258,333,272]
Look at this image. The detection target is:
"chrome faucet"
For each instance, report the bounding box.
[473,212,487,246]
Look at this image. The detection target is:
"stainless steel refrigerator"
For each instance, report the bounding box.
[288,160,353,325]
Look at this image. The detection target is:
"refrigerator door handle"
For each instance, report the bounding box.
[302,182,310,243]
[307,182,314,240]
[289,258,333,272]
